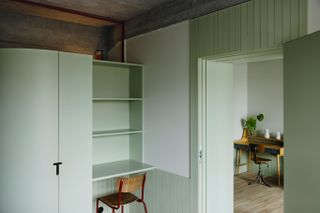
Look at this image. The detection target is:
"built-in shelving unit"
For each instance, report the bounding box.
[92,60,153,181]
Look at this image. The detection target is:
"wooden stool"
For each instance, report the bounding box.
[96,173,148,213]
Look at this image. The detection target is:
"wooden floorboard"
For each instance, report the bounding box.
[234,173,284,213]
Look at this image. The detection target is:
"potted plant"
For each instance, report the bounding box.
[245,113,264,136]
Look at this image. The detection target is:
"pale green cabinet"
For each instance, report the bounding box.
[0,49,92,213]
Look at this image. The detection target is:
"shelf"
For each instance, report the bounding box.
[92,160,155,181]
[93,129,142,138]
[93,98,143,101]
[93,60,143,68]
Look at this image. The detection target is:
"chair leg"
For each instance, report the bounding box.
[112,208,115,213]
[141,200,148,213]
[248,164,271,187]
[96,200,99,213]
[121,206,124,213]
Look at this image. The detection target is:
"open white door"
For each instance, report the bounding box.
[198,59,234,213]
[284,31,320,212]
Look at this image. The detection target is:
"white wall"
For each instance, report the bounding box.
[233,63,248,140]
[308,0,320,34]
[247,59,284,135]
[126,21,190,177]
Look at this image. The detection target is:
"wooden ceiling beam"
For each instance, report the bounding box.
[0,0,122,27]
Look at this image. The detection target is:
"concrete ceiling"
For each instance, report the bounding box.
[9,0,249,38]
[28,0,175,21]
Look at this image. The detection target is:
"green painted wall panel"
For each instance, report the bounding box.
[284,31,320,213]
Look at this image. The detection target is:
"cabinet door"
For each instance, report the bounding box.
[58,52,92,213]
[284,31,320,212]
[0,49,59,213]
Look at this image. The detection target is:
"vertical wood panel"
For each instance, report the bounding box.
[260,0,268,48]
[213,12,219,55]
[275,0,283,45]
[290,0,300,39]
[208,14,214,56]
[234,5,241,52]
[241,4,248,50]
[283,0,291,42]
[254,0,261,49]
[268,0,275,47]
[247,1,255,50]
[229,6,236,52]
[299,0,307,36]
[218,10,226,54]
[224,9,231,53]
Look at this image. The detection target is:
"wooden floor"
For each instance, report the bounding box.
[234,173,284,213]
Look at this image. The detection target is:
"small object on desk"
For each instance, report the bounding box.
[94,50,103,60]
[264,129,270,139]
[276,132,281,140]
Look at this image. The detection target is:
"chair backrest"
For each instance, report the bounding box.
[249,144,266,163]
[116,174,146,193]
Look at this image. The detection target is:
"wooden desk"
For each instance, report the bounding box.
[234,136,284,186]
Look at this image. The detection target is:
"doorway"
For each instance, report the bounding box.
[198,49,284,213]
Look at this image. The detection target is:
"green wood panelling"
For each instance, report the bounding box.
[130,170,192,213]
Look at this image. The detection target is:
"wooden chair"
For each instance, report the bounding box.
[248,144,272,187]
[96,173,148,213]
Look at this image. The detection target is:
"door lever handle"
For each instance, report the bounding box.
[53,162,63,175]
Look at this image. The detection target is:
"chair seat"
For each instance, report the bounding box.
[256,157,271,163]
[99,192,138,207]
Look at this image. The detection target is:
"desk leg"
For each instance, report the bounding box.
[236,149,240,175]
[247,151,251,173]
[277,154,281,186]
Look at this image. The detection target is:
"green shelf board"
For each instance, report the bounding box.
[93,98,143,101]
[93,60,143,68]
[92,129,143,138]
[92,160,155,181]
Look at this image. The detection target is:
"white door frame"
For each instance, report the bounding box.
[197,48,283,213]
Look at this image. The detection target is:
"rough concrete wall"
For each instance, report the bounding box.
[125,0,249,38]
[0,10,115,59]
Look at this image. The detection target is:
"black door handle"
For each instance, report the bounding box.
[53,162,63,175]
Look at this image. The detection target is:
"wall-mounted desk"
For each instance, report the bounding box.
[234,136,284,186]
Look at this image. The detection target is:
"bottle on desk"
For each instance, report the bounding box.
[276,132,281,140]
[264,129,270,139]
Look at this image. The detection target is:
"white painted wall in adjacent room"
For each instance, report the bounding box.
[126,21,190,177]
[247,59,284,135]
[233,63,248,140]
[308,0,320,34]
